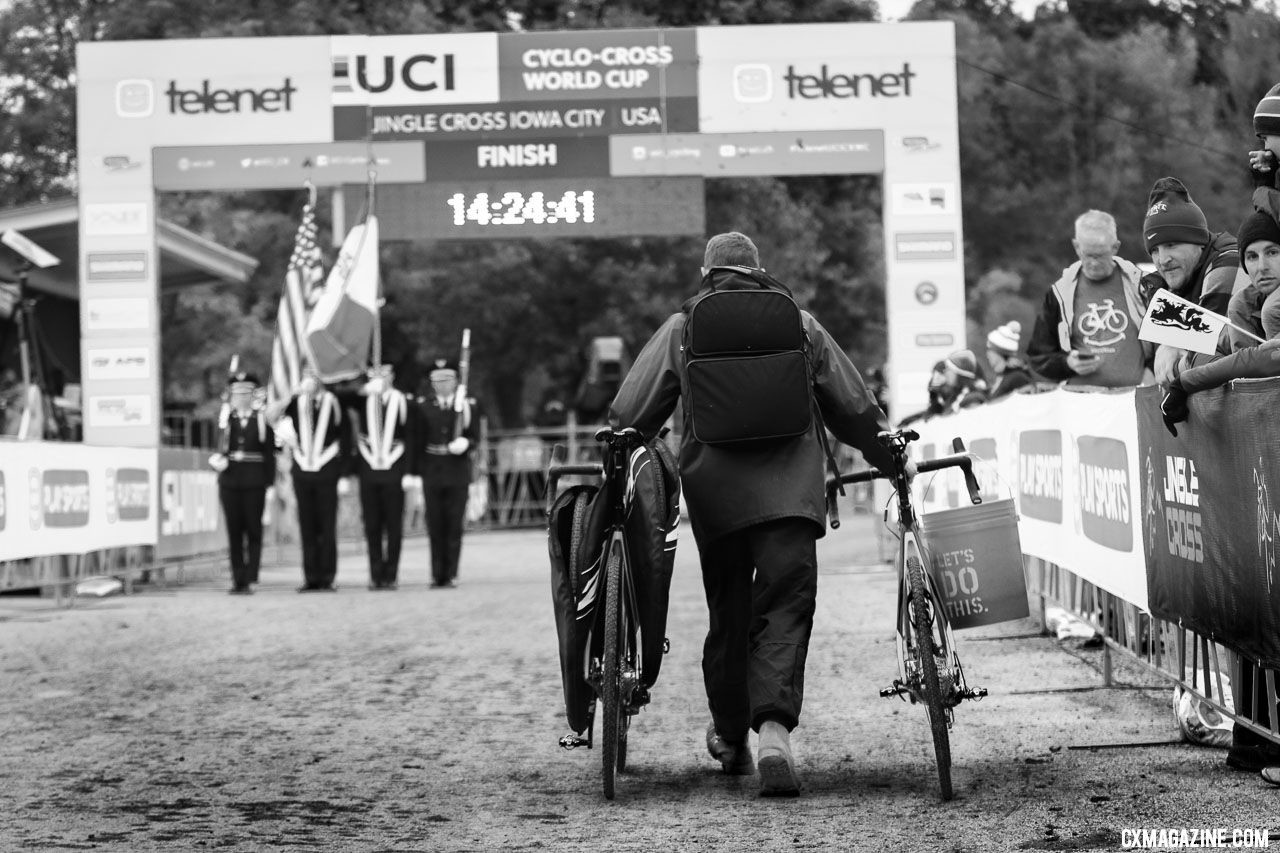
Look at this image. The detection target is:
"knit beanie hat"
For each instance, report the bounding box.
[1236,209,1280,273]
[1143,177,1211,253]
[986,321,1021,355]
[1254,83,1280,139]
[944,349,978,379]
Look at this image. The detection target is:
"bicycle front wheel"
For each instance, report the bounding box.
[906,555,953,801]
[600,542,623,800]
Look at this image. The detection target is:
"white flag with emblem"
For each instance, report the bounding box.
[305,215,380,383]
[1138,288,1257,355]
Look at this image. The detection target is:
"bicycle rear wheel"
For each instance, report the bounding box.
[906,555,953,801]
[600,542,623,799]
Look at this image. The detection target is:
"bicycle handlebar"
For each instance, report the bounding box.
[825,438,983,530]
[544,428,644,517]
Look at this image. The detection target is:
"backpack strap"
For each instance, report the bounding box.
[701,265,795,296]
[802,326,844,496]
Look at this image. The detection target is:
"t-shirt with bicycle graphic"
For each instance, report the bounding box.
[1069,266,1146,388]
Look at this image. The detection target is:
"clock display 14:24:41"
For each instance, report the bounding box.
[445,189,597,226]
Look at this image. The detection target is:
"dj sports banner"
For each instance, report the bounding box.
[1135,382,1280,670]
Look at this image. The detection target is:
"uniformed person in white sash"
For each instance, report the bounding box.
[349,364,417,590]
[281,366,347,591]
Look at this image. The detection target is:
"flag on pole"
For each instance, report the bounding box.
[305,214,380,383]
[1137,288,1262,355]
[268,200,324,409]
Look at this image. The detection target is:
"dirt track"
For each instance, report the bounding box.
[2,519,1277,852]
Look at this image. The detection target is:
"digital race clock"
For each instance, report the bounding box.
[364,177,705,240]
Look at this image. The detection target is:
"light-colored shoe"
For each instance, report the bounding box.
[706,722,755,775]
[757,720,800,796]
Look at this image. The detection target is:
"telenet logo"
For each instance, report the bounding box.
[115,79,155,118]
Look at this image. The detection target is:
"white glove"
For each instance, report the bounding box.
[337,476,352,496]
[447,437,469,455]
[401,475,422,491]
[208,453,229,473]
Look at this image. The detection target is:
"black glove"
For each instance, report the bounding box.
[1160,385,1190,437]
[1138,271,1166,303]
[1252,150,1279,190]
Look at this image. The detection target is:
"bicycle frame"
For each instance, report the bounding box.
[826,429,987,800]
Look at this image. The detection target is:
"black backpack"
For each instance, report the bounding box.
[683,266,815,446]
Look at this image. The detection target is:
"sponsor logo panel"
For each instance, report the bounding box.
[895,231,956,261]
[331,33,500,107]
[609,130,883,177]
[85,297,151,332]
[152,142,425,191]
[84,202,149,236]
[107,467,152,523]
[0,470,6,531]
[160,467,220,537]
[87,395,153,428]
[333,97,698,142]
[891,183,956,216]
[37,469,91,529]
[1018,429,1063,523]
[85,347,151,381]
[85,252,148,282]
[498,29,697,102]
[1076,436,1132,551]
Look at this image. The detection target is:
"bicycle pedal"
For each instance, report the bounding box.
[962,686,988,701]
[558,734,590,750]
[879,683,909,699]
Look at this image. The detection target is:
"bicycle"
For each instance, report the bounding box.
[546,427,654,800]
[826,428,988,801]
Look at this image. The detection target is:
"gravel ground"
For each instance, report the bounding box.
[1,518,1277,852]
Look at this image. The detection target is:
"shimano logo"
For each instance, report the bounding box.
[166,78,296,115]
[785,62,915,100]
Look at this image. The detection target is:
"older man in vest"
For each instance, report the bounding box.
[281,367,347,591]
[348,364,416,590]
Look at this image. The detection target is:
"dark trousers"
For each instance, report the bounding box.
[361,477,405,585]
[293,473,339,588]
[220,486,266,589]
[425,482,468,584]
[698,516,818,740]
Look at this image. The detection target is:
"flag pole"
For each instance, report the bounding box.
[365,104,382,371]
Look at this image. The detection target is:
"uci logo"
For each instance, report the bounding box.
[333,54,456,95]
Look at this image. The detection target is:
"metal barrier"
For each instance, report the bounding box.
[1028,557,1279,748]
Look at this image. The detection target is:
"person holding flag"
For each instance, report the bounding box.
[343,364,417,591]
[279,366,349,592]
[415,344,480,589]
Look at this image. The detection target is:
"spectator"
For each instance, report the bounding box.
[1139,177,1249,385]
[1028,210,1153,388]
[897,352,985,426]
[1246,83,1280,344]
[984,321,1034,401]
[1226,210,1280,349]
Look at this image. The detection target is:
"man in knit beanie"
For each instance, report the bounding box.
[1248,82,1280,190]
[985,321,1034,400]
[1140,177,1249,384]
[1227,209,1280,345]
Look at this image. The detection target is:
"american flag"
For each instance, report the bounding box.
[268,201,324,408]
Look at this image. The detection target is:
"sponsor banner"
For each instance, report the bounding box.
[498,28,697,102]
[697,21,958,133]
[157,448,225,560]
[331,33,500,107]
[1136,382,1280,669]
[363,176,704,241]
[84,202,149,236]
[913,388,1148,610]
[87,394,153,428]
[0,442,156,561]
[85,346,151,381]
[890,182,956,216]
[332,97,699,142]
[77,37,333,146]
[608,129,884,177]
[895,231,956,261]
[422,137,610,182]
[85,251,148,282]
[84,297,151,332]
[152,141,426,191]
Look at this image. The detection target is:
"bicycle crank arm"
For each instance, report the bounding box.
[879,681,911,700]
[558,734,591,750]
[959,686,988,701]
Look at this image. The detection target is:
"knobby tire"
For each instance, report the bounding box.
[906,555,953,801]
[601,543,622,799]
[568,491,590,600]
